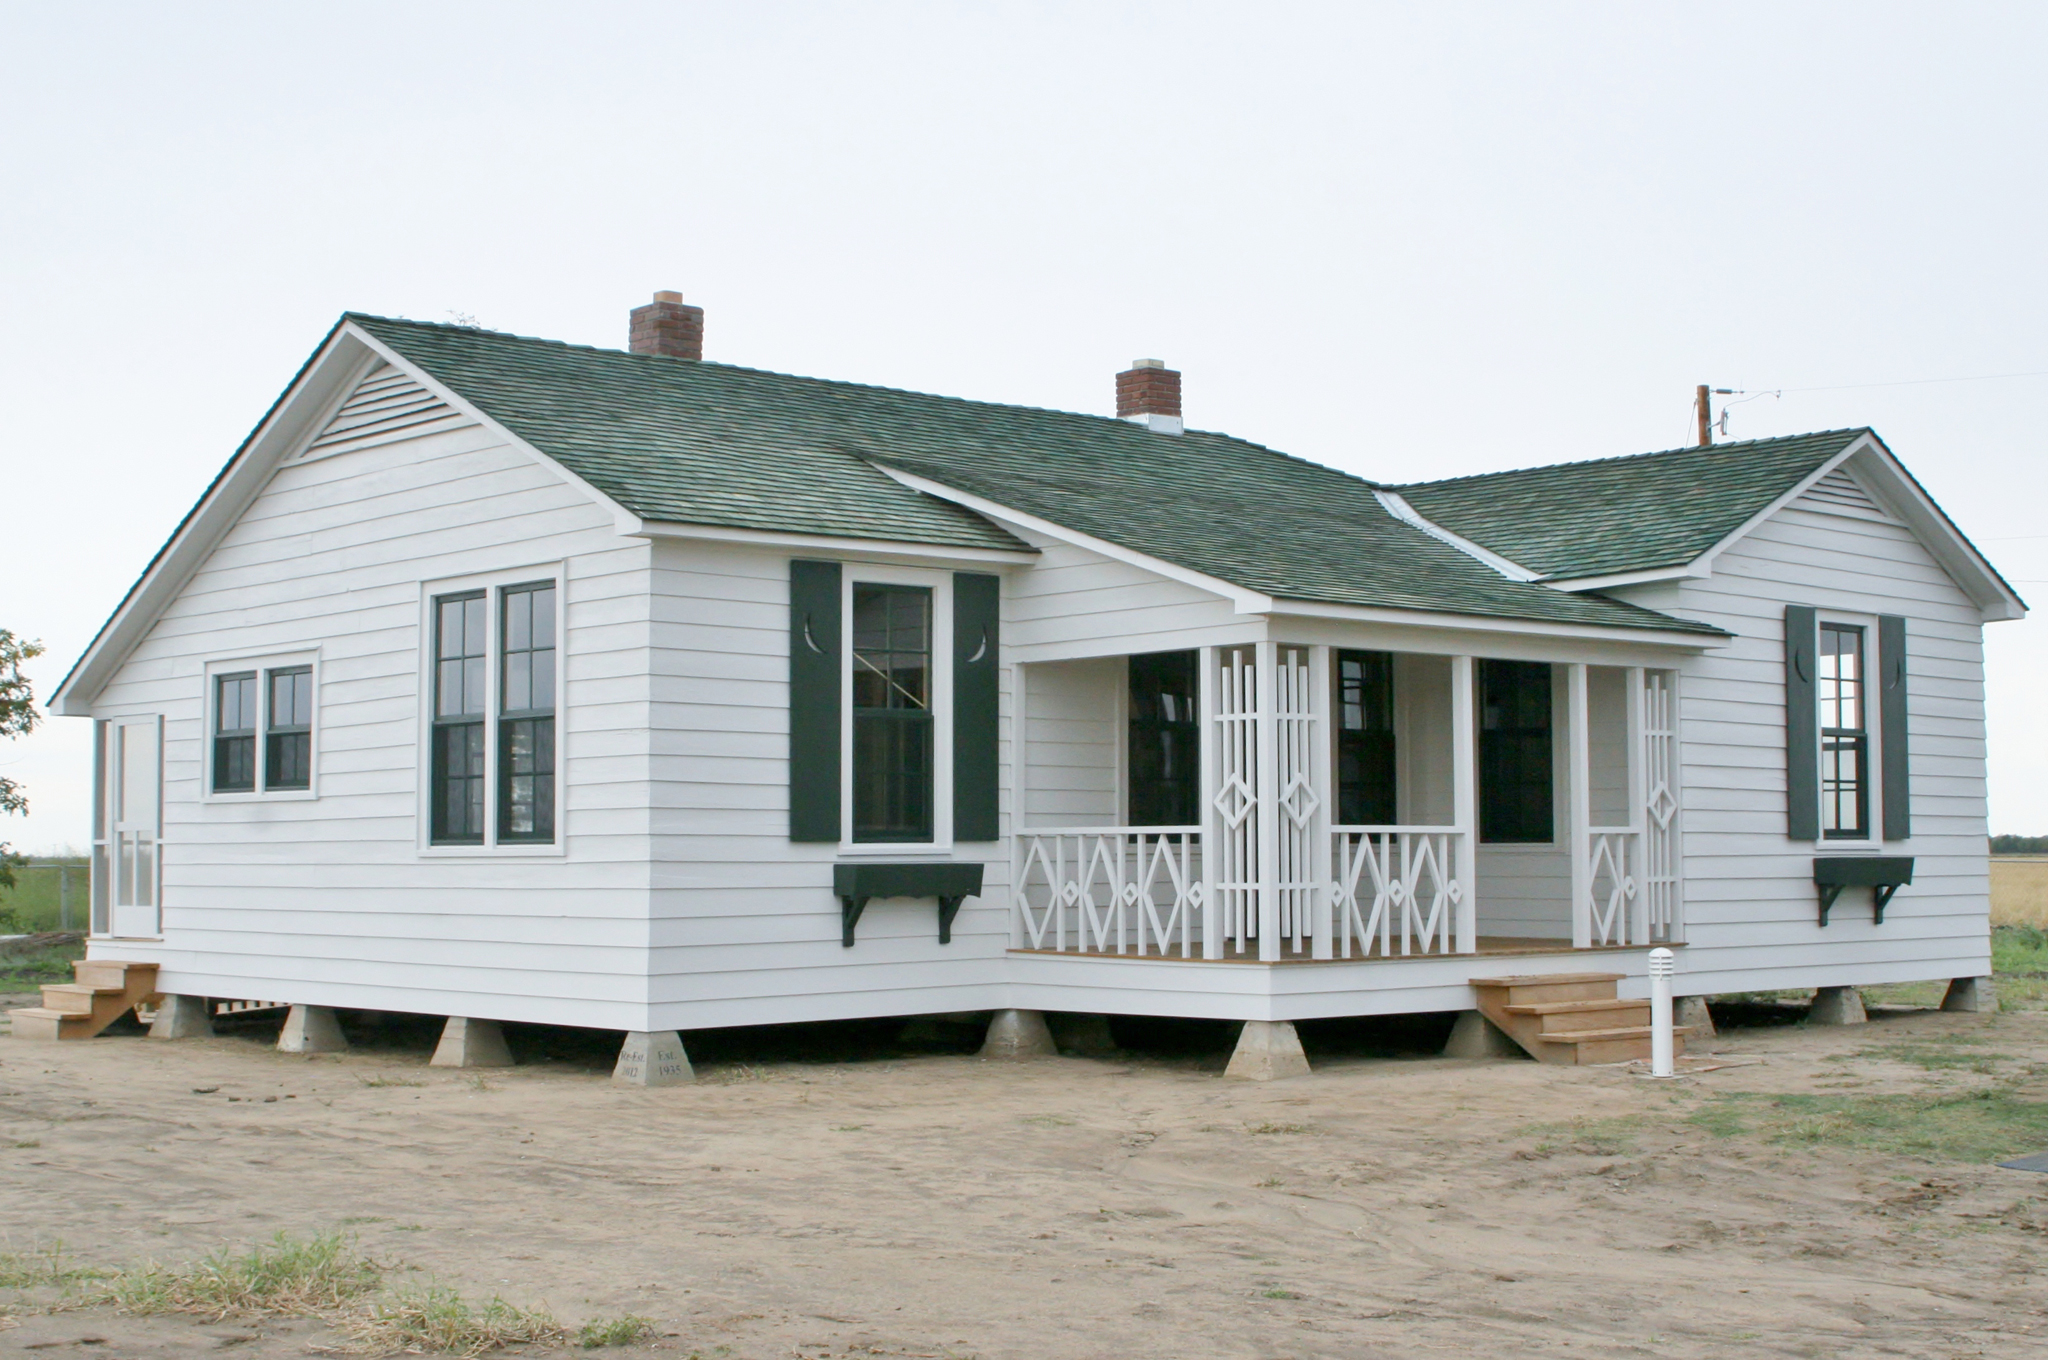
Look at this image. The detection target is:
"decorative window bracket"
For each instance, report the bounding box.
[1813,856,1913,927]
[833,862,985,947]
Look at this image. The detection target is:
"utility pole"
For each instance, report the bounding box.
[1695,384,1736,446]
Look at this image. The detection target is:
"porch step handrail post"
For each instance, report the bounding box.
[1199,645,1222,959]
[1567,661,1593,950]
[1255,641,1282,962]
[1450,655,1478,954]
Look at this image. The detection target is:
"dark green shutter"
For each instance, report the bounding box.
[1785,604,1819,841]
[789,559,842,841]
[1879,614,1910,841]
[952,572,1001,841]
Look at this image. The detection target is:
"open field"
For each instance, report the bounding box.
[0,858,89,933]
[3,1000,2047,1359]
[1992,858,2048,929]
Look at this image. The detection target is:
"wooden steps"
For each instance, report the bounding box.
[1472,971,1688,1066]
[6,961,160,1041]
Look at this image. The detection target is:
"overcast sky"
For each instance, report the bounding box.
[5,2,2046,853]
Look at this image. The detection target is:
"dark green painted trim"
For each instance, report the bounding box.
[832,861,985,946]
[952,572,1001,842]
[1785,604,1819,842]
[789,559,842,841]
[1879,614,1910,842]
[1814,855,1913,926]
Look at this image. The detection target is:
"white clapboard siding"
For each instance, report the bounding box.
[300,362,472,460]
[1002,527,1250,657]
[91,403,657,1025]
[1622,496,1996,991]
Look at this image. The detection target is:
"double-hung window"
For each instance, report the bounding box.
[209,660,316,797]
[498,583,557,843]
[428,578,559,849]
[851,584,934,842]
[1818,622,1868,839]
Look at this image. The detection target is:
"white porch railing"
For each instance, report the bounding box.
[1583,827,1641,946]
[1013,828,1204,957]
[1330,827,1467,958]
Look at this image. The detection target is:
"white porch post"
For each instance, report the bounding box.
[1626,666,1648,946]
[1254,641,1282,961]
[1309,644,1334,959]
[1567,662,1592,949]
[1450,655,1478,953]
[1009,660,1029,949]
[1199,645,1222,959]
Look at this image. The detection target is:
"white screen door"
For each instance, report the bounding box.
[109,716,162,937]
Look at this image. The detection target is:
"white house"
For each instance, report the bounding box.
[16,292,2024,1078]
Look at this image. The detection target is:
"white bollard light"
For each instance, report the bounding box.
[1648,947,1676,1078]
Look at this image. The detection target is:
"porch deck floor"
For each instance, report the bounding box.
[1011,936,1664,963]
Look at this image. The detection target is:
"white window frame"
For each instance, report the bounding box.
[1813,608,1884,853]
[201,651,322,803]
[416,564,567,858]
[839,563,954,855]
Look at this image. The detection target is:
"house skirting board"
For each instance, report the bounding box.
[88,938,1993,1035]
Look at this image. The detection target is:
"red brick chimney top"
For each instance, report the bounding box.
[630,290,704,360]
[1116,358,1182,433]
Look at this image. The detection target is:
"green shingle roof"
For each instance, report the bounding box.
[1397,430,1867,581]
[353,316,1725,638]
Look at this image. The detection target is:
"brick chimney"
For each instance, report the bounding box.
[629,290,704,360]
[1116,358,1182,434]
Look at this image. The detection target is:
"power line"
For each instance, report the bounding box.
[1763,368,2048,397]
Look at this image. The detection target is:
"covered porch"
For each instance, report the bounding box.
[1009,642,1684,964]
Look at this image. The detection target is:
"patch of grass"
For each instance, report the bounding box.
[579,1313,656,1347]
[1260,1287,1302,1299]
[0,941,86,989]
[1022,1114,1076,1127]
[94,1231,380,1320]
[1994,924,2048,975]
[1519,1115,1646,1157]
[357,1075,426,1089]
[1863,1035,2013,1074]
[1245,1121,1315,1136]
[11,1139,41,1149]
[340,1284,566,1357]
[0,1244,114,1289]
[1689,1087,2048,1163]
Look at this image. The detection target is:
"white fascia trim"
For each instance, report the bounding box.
[1556,431,2025,622]
[1267,597,1726,650]
[342,324,648,537]
[1838,442,2028,622]
[1541,561,1714,592]
[634,519,1039,566]
[1373,490,1544,582]
[872,465,1277,614]
[49,326,376,716]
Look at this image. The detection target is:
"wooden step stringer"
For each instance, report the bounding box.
[5,961,162,1041]
[1471,971,1689,1066]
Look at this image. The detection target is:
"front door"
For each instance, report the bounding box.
[109,716,161,938]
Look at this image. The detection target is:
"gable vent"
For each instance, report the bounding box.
[301,362,470,460]
[1795,467,1892,521]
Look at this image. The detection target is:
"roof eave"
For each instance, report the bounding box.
[48,318,371,716]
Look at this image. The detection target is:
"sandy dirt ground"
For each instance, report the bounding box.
[2,1004,2046,1360]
